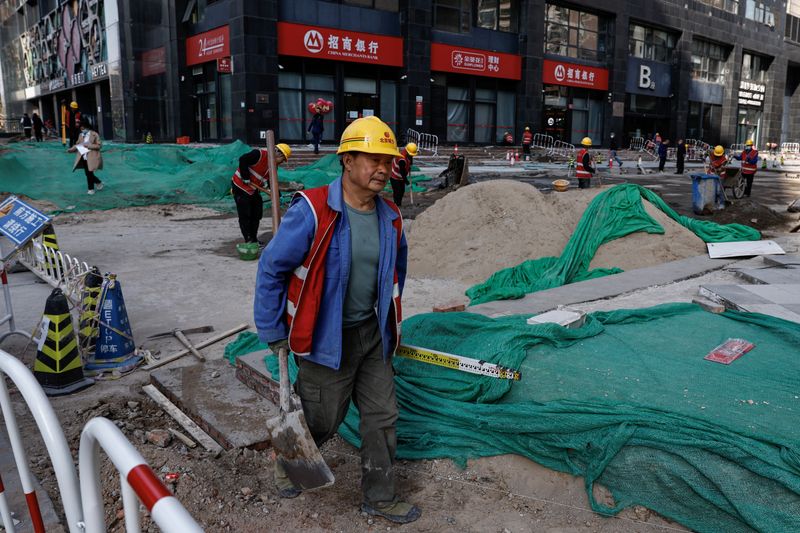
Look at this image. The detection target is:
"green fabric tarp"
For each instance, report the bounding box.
[227,304,800,533]
[466,183,761,306]
[0,142,429,213]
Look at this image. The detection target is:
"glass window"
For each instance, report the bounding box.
[279,89,303,141]
[544,4,610,63]
[745,0,774,24]
[380,81,397,129]
[434,0,470,33]
[696,0,739,14]
[476,0,519,33]
[344,77,376,93]
[629,23,675,62]
[742,52,768,82]
[343,0,399,10]
[496,90,515,142]
[691,39,729,84]
[447,84,470,142]
[306,74,335,92]
[219,74,232,139]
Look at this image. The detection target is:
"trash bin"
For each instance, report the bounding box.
[690,173,725,215]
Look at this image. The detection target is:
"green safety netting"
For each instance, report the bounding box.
[226,303,800,533]
[0,142,429,213]
[466,183,762,306]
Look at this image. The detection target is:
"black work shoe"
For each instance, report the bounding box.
[278,486,302,499]
[361,501,421,524]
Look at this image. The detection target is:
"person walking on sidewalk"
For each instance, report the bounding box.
[308,111,324,154]
[609,132,623,170]
[231,143,291,244]
[522,126,533,160]
[32,112,44,142]
[69,118,104,195]
[20,113,32,140]
[390,142,417,207]
[254,116,420,525]
[676,139,686,174]
[658,139,669,172]
[733,139,759,197]
[575,137,595,189]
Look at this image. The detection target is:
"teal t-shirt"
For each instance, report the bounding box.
[342,204,380,327]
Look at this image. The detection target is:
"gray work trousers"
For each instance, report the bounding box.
[295,314,398,504]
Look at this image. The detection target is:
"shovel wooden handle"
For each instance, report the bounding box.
[278,347,291,412]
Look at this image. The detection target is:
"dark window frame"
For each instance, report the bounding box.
[544,3,611,63]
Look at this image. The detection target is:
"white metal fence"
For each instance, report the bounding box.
[532,133,555,152]
[405,128,439,156]
[686,139,711,161]
[549,139,575,158]
[16,238,90,303]
[781,142,800,154]
[0,349,203,532]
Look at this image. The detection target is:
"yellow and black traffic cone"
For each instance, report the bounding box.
[78,267,103,355]
[41,223,60,276]
[33,288,94,396]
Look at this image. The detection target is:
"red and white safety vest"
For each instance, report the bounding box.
[232,149,270,195]
[522,131,533,145]
[285,186,404,356]
[576,148,592,179]
[391,148,411,182]
[740,149,758,175]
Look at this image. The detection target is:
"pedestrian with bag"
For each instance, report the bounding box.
[676,139,686,174]
[254,115,420,525]
[609,132,623,170]
[20,113,32,140]
[658,139,669,172]
[68,118,104,195]
[32,112,44,142]
[308,111,324,154]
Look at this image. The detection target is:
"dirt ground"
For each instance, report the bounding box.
[4,177,786,532]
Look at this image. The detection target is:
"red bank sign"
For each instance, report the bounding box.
[277,22,403,67]
[542,59,609,90]
[186,26,230,66]
[430,43,521,80]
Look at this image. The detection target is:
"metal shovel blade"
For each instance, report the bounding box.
[266,348,334,491]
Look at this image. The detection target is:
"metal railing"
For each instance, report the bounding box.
[686,139,711,161]
[629,137,645,151]
[405,128,439,156]
[549,139,575,158]
[0,117,23,134]
[0,348,203,532]
[781,142,800,154]
[17,240,90,303]
[532,133,555,151]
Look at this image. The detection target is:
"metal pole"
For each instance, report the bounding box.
[265,130,281,232]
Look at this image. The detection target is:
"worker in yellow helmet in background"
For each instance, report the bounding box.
[255,116,420,525]
[390,141,418,206]
[708,145,729,176]
[575,137,595,188]
[232,142,291,245]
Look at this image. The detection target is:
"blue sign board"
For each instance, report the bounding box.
[0,196,51,247]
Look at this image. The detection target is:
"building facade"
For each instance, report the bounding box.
[2,0,799,147]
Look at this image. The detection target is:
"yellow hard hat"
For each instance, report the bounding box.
[581,137,592,147]
[713,145,725,156]
[275,143,291,160]
[745,139,754,146]
[525,126,530,131]
[337,116,401,157]
[405,142,418,157]
[70,101,78,109]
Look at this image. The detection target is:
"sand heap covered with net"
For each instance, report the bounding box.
[406,180,707,283]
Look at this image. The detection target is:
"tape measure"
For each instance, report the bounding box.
[396,344,521,381]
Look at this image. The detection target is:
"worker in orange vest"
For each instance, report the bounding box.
[502,131,514,146]
[575,137,595,188]
[708,145,729,176]
[732,139,759,197]
[521,126,533,160]
[390,142,417,206]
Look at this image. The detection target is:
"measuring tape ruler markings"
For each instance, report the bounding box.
[396,344,521,381]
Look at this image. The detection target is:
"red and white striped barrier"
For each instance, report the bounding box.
[0,349,202,532]
[79,417,202,533]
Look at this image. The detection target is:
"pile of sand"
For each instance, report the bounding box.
[406,180,707,283]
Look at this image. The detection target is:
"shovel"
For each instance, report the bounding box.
[265,347,335,490]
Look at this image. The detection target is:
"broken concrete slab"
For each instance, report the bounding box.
[150,359,278,450]
[698,284,800,324]
[698,285,773,309]
[735,267,800,285]
[763,254,800,268]
[236,352,279,404]
[471,254,740,318]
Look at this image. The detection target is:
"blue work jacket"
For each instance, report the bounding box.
[254,177,408,370]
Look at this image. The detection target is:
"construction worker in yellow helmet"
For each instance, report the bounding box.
[708,145,728,176]
[231,141,291,245]
[255,115,419,524]
[390,141,417,206]
[732,139,759,196]
[575,137,595,188]
[522,126,533,159]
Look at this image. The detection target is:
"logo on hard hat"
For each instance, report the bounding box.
[303,30,324,54]
[384,132,390,138]
[554,64,566,82]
